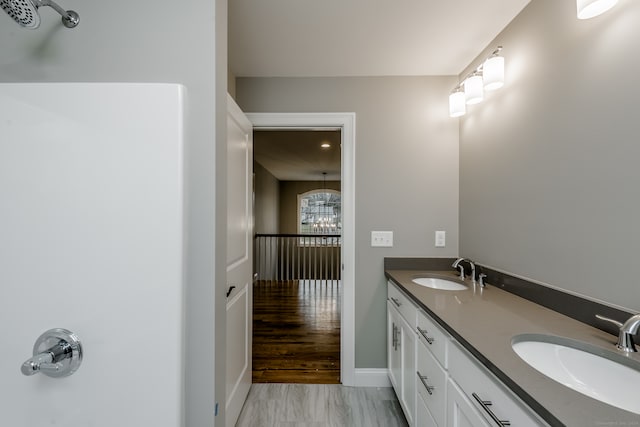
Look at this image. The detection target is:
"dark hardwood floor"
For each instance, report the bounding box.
[252,279,341,384]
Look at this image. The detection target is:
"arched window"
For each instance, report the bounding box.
[298,189,341,244]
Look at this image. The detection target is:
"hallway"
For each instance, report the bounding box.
[252,280,341,384]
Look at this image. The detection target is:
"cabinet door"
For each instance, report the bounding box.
[388,301,416,426]
[399,313,416,426]
[388,302,402,392]
[447,378,491,427]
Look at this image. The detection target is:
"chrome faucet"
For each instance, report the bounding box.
[452,258,476,283]
[452,258,465,279]
[478,273,487,288]
[596,313,640,353]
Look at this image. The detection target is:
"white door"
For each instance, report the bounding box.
[225,94,253,427]
[0,83,184,426]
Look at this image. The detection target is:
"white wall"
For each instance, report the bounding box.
[236,76,459,368]
[459,0,640,311]
[0,83,184,426]
[0,1,227,425]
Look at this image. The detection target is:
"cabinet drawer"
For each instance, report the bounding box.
[446,378,491,427]
[449,342,548,427]
[417,309,448,368]
[388,281,416,326]
[416,388,438,427]
[417,340,447,427]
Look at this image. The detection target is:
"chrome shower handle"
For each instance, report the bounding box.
[21,351,56,376]
[21,328,83,378]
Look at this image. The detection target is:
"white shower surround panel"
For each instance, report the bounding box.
[0,83,185,426]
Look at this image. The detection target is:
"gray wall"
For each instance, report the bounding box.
[236,77,459,368]
[0,1,227,425]
[459,0,640,311]
[254,162,281,234]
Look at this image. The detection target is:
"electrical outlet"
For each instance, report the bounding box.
[435,231,446,247]
[371,231,393,247]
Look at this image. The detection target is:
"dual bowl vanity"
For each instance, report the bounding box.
[385,261,640,427]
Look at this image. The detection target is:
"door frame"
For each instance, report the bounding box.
[246,112,356,386]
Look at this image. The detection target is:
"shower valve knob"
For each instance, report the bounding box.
[20,328,83,378]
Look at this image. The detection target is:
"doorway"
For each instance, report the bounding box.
[247,112,356,386]
[253,129,342,383]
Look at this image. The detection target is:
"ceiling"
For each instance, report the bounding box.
[254,130,341,181]
[229,0,531,77]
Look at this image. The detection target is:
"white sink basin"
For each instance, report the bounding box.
[512,334,640,414]
[411,277,467,291]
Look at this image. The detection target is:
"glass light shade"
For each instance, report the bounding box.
[483,56,504,91]
[464,75,484,105]
[449,91,466,117]
[577,0,618,19]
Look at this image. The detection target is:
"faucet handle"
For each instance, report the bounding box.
[478,273,487,287]
[596,314,623,329]
[21,352,55,376]
[596,314,637,353]
[20,328,83,378]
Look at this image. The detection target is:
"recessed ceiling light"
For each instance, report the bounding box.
[321,143,331,148]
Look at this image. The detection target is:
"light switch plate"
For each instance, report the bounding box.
[435,231,446,247]
[371,231,393,247]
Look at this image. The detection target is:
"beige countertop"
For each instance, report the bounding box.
[385,269,640,427]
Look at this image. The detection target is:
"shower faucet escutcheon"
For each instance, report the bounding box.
[21,328,83,377]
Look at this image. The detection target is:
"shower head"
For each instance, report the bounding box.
[0,0,79,29]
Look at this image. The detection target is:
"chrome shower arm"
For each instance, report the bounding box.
[37,0,78,27]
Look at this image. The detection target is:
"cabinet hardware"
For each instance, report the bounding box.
[417,326,435,345]
[472,393,511,426]
[392,323,397,349]
[390,297,401,307]
[417,371,435,395]
[226,285,236,298]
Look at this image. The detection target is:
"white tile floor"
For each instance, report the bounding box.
[235,384,409,427]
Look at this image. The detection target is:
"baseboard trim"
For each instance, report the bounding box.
[353,368,391,387]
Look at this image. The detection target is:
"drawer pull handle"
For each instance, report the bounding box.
[417,326,435,344]
[390,297,401,307]
[391,323,396,348]
[416,371,435,395]
[392,324,398,350]
[472,393,511,427]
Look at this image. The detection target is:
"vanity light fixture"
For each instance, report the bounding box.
[464,72,484,105]
[449,87,466,117]
[449,46,504,118]
[577,0,618,19]
[483,50,505,91]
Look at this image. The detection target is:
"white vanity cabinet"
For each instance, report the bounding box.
[387,280,549,427]
[387,284,416,426]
